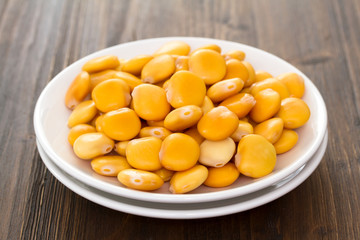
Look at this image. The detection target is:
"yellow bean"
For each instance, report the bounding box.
[230,120,254,142]
[95,114,104,132]
[154,41,191,56]
[132,84,170,121]
[235,134,276,178]
[166,70,206,108]
[114,141,129,156]
[184,126,205,145]
[223,50,246,61]
[250,78,290,100]
[276,97,310,129]
[68,124,96,146]
[65,71,90,109]
[273,129,299,154]
[141,54,175,83]
[199,138,236,167]
[92,79,131,112]
[249,89,281,123]
[254,117,284,144]
[112,71,143,90]
[169,165,208,194]
[139,126,172,140]
[126,137,162,171]
[82,55,120,73]
[73,132,114,159]
[223,59,249,83]
[191,44,221,54]
[117,169,164,191]
[189,49,226,85]
[204,163,240,188]
[121,55,153,76]
[242,61,256,87]
[255,70,273,82]
[67,100,98,128]
[276,72,305,98]
[164,105,203,131]
[219,93,256,118]
[153,168,174,182]
[91,155,131,176]
[200,96,214,114]
[175,56,189,72]
[159,133,200,171]
[89,70,117,90]
[102,108,141,141]
[207,78,244,102]
[197,106,239,141]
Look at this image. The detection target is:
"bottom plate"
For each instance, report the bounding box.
[37,131,328,219]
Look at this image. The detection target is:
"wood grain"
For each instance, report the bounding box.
[0,0,359,239]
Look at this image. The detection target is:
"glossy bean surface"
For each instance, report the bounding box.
[92,79,131,112]
[132,84,170,121]
[159,133,200,171]
[249,89,281,123]
[273,129,299,154]
[121,55,153,76]
[68,124,96,146]
[166,70,206,108]
[277,97,310,129]
[73,132,114,159]
[91,155,131,176]
[219,93,256,118]
[67,100,98,128]
[207,78,244,102]
[169,165,208,194]
[235,134,276,178]
[126,137,162,171]
[197,106,239,141]
[204,163,240,188]
[82,55,120,73]
[199,138,236,167]
[65,71,90,109]
[139,126,172,140]
[189,49,226,85]
[154,41,191,56]
[117,169,164,191]
[254,117,284,144]
[141,54,175,84]
[164,105,203,131]
[102,108,141,141]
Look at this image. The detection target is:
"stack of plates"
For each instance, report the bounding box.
[34,37,328,219]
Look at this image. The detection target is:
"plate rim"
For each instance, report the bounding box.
[36,131,328,219]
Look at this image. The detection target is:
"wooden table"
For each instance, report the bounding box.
[1,0,359,239]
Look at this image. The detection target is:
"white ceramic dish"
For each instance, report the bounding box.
[36,131,328,219]
[34,37,328,203]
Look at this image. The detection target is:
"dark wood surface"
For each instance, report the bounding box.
[1,0,359,239]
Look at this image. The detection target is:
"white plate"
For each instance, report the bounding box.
[36,131,328,219]
[34,37,328,203]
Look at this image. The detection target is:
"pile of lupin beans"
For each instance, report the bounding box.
[65,40,310,194]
